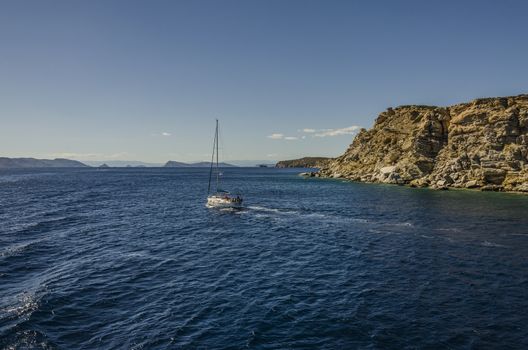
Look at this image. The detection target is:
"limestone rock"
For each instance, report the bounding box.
[409,178,429,188]
[318,94,528,193]
[465,180,481,188]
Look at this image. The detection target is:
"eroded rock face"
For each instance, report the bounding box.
[319,94,528,192]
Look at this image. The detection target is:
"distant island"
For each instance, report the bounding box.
[0,157,88,168]
[275,157,332,168]
[0,158,241,169]
[318,94,528,193]
[164,161,236,167]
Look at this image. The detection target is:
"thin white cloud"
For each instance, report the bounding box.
[267,133,300,141]
[269,126,360,141]
[267,133,285,139]
[314,126,361,137]
[161,132,171,136]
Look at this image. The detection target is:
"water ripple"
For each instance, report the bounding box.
[1,168,528,349]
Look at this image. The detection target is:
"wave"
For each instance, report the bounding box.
[0,239,47,258]
[1,292,40,319]
[0,172,56,184]
[481,241,509,248]
[390,222,413,227]
[435,227,463,233]
[0,288,53,350]
[3,216,71,236]
[0,329,55,350]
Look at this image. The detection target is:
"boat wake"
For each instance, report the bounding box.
[246,206,299,215]
[242,205,403,227]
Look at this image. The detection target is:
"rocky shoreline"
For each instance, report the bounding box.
[317,94,528,193]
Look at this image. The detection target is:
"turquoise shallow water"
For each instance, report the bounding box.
[1,167,528,349]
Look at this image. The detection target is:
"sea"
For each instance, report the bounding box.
[1,167,528,349]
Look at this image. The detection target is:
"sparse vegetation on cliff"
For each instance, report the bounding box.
[276,157,332,168]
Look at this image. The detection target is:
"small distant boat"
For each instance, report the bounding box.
[206,119,243,208]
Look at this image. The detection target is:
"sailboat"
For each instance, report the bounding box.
[206,119,243,208]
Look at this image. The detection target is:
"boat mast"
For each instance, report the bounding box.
[215,119,219,192]
[207,119,218,194]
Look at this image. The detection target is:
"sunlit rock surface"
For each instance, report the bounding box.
[319,94,528,192]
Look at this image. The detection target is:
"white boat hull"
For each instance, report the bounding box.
[207,195,243,208]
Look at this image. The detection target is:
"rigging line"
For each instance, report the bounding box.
[216,119,220,192]
[207,120,217,194]
[218,124,227,163]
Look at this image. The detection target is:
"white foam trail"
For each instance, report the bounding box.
[247,206,282,213]
[481,241,508,248]
[247,206,300,216]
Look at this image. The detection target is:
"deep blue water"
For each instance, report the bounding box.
[1,167,528,349]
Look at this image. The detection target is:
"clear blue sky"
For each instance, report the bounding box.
[1,0,527,163]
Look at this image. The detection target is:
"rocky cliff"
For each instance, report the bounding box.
[319,94,528,192]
